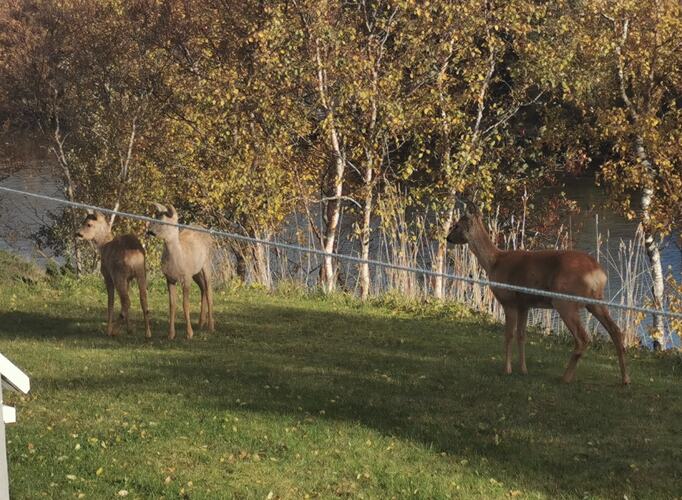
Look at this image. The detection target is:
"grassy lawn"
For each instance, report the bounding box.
[0,269,681,499]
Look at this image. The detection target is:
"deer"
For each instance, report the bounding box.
[75,210,152,338]
[146,203,214,339]
[447,203,630,385]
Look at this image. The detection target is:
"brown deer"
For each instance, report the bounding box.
[76,210,152,338]
[447,204,630,385]
[146,203,214,339]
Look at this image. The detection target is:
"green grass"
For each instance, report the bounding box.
[0,266,681,498]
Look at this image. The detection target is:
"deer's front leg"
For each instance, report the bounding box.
[167,279,177,340]
[503,307,518,375]
[182,282,194,339]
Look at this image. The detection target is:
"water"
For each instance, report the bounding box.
[0,137,61,260]
[561,175,680,283]
[1,137,679,283]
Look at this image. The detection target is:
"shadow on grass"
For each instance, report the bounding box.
[1,299,681,497]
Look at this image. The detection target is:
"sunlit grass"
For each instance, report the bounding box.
[0,272,680,499]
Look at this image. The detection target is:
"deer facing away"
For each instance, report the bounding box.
[447,204,630,385]
[146,203,214,339]
[76,210,152,337]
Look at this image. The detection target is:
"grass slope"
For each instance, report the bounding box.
[0,274,681,499]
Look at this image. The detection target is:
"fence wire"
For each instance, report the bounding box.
[1,184,681,320]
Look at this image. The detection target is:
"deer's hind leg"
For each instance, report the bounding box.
[502,307,518,375]
[192,270,208,329]
[136,268,152,339]
[516,307,529,375]
[103,270,116,336]
[167,279,177,340]
[555,301,590,383]
[203,265,214,332]
[114,276,132,335]
[182,280,194,339]
[587,304,630,385]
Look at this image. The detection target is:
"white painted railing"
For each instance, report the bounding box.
[0,354,30,500]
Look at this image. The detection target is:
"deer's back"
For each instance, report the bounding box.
[490,249,606,308]
[100,234,146,278]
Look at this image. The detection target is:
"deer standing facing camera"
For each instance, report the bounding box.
[146,203,214,339]
[76,210,152,338]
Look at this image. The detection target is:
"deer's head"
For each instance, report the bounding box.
[446,202,481,245]
[76,210,108,242]
[147,202,178,240]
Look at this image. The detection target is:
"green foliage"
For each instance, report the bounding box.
[0,250,44,285]
[535,0,682,233]
[0,0,679,294]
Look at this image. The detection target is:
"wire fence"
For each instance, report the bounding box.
[1,184,681,321]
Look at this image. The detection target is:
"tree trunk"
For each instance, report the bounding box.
[320,130,344,294]
[432,206,455,299]
[359,66,379,301]
[232,245,247,282]
[109,117,136,229]
[614,20,666,347]
[640,179,666,348]
[359,163,373,300]
[50,123,82,276]
[432,41,495,299]
[315,39,345,294]
[252,230,272,290]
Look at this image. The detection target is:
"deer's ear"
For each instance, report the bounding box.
[167,204,177,219]
[94,210,105,220]
[465,202,481,217]
[152,202,167,215]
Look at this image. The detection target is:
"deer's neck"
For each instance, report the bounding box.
[94,232,114,250]
[164,231,183,256]
[467,222,500,274]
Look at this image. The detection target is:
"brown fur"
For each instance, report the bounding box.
[447,206,630,385]
[76,211,151,338]
[147,203,214,339]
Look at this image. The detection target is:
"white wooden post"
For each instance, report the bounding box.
[0,354,31,500]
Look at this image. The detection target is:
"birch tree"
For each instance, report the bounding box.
[541,0,682,345]
[402,0,545,298]
[0,0,165,268]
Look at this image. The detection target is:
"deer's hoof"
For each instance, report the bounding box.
[622,376,631,386]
